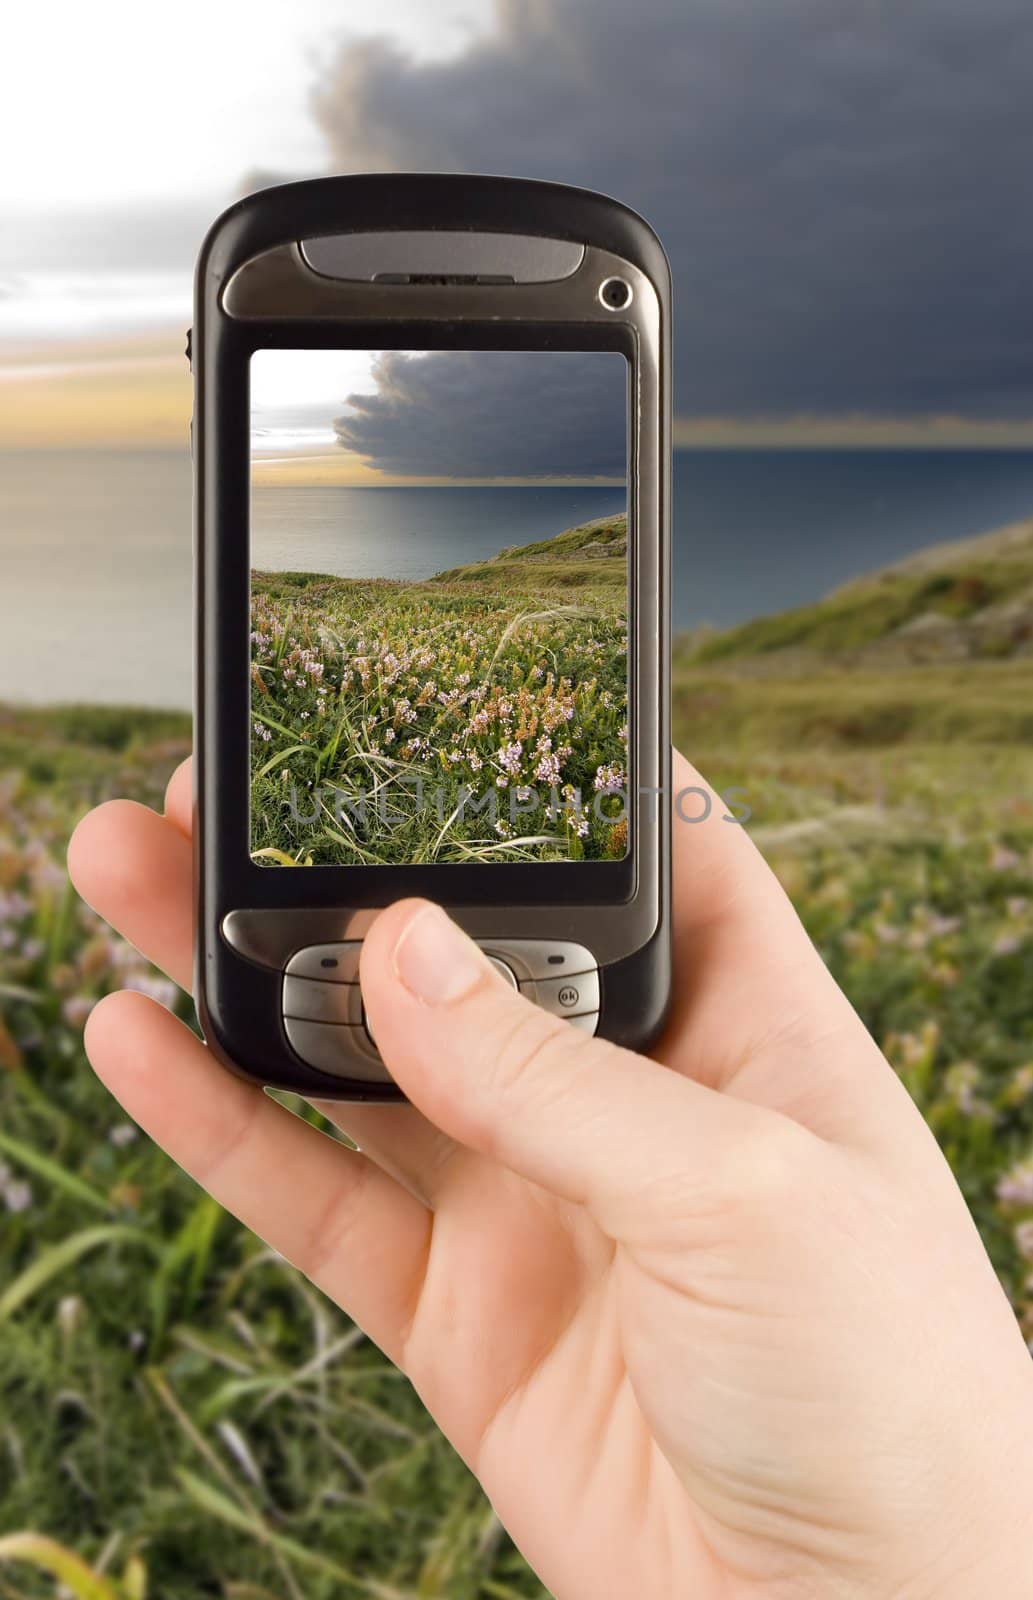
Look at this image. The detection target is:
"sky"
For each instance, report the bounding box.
[3,0,1033,451]
[251,348,627,484]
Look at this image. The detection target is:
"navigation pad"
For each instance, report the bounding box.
[281,939,600,1083]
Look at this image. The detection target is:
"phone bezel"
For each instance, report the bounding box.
[196,177,669,991]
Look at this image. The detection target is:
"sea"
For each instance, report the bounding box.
[3,448,1033,708]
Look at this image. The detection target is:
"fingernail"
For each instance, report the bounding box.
[393,904,487,1004]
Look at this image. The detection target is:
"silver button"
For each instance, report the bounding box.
[285,943,362,984]
[283,1017,392,1084]
[487,956,518,989]
[283,975,363,1025]
[520,969,600,1017]
[565,1011,599,1036]
[480,939,595,983]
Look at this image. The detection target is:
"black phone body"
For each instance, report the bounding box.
[194,173,671,1100]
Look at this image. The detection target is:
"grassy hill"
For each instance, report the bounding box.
[681,516,1033,668]
[431,510,627,593]
[673,517,1033,755]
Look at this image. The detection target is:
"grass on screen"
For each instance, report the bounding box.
[249,515,630,867]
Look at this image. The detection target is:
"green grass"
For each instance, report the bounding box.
[249,516,630,867]
[672,657,1033,749]
[0,708,544,1599]
[3,515,1033,1594]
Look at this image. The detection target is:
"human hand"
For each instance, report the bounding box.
[68,751,1033,1600]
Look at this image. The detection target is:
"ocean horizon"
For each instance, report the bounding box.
[3,447,1033,707]
[252,482,628,584]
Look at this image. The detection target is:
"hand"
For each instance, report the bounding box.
[68,751,1033,1600]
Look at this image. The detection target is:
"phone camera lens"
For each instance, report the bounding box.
[599,276,632,311]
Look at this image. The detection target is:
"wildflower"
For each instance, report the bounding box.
[945,1061,987,1118]
[887,1020,939,1070]
[1006,1064,1033,1105]
[124,973,179,1010]
[108,1123,139,1148]
[3,1179,32,1214]
[57,1295,84,1341]
[253,722,272,743]
[997,1160,1033,1207]
[497,741,523,776]
[606,818,629,857]
[62,996,93,1029]
[593,763,626,795]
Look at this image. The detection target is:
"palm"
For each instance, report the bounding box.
[392,972,883,1597]
[68,750,928,1599]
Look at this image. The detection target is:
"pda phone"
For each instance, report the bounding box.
[193,173,671,1099]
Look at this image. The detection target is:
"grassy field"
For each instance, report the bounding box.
[250,515,629,867]
[2,519,1033,1596]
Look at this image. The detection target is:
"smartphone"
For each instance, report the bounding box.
[193,173,671,1100]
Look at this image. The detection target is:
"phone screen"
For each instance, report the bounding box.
[249,348,629,868]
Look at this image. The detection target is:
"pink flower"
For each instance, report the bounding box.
[998,1161,1033,1207]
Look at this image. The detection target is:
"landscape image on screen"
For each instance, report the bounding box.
[249,348,629,866]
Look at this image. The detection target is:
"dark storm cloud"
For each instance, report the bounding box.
[333,350,626,477]
[312,0,1033,419]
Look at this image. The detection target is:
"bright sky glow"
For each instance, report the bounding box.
[250,347,382,455]
[1,2,490,212]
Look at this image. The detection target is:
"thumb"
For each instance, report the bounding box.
[360,899,763,1235]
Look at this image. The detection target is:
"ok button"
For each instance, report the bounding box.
[527,970,599,1017]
